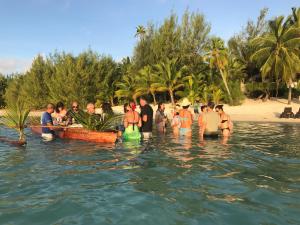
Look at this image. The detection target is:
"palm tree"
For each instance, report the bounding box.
[289,7,300,28]
[135,25,146,39]
[135,65,157,105]
[176,74,205,105]
[211,85,224,105]
[0,100,30,144]
[115,74,138,103]
[152,58,185,105]
[251,16,300,104]
[97,80,117,106]
[206,37,233,104]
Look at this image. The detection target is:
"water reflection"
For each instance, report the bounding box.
[0,123,300,225]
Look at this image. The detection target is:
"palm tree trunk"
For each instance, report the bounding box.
[288,84,292,105]
[151,91,157,105]
[240,80,246,93]
[220,70,233,104]
[276,80,280,98]
[19,130,26,144]
[110,97,114,107]
[169,89,175,105]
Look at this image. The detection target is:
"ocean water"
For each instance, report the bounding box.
[0,122,300,225]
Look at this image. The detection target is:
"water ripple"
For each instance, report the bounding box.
[0,123,300,225]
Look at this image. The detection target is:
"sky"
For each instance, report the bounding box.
[0,0,299,74]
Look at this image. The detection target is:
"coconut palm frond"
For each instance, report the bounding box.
[72,111,122,132]
[97,114,123,132]
[0,100,30,142]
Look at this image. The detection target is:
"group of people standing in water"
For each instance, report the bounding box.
[40,101,113,140]
[122,96,233,141]
[40,95,233,141]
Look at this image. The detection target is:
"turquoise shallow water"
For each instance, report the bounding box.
[0,122,300,225]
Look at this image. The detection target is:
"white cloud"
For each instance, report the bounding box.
[0,58,32,75]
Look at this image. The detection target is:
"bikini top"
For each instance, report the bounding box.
[180,111,190,121]
[127,112,139,130]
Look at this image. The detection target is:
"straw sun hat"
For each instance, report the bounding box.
[180,98,191,107]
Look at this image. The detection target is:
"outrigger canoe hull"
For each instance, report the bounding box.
[31,127,117,143]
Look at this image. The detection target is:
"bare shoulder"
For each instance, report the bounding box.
[134,111,140,117]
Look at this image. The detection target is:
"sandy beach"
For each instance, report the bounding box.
[106,98,300,123]
[1,98,300,123]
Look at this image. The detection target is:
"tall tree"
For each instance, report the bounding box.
[20,55,50,108]
[4,74,24,106]
[228,8,268,83]
[135,65,157,105]
[152,58,185,105]
[115,61,138,103]
[0,74,7,108]
[135,25,146,39]
[251,16,300,104]
[133,11,210,71]
[206,37,233,104]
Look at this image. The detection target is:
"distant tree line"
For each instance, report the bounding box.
[0,8,299,109]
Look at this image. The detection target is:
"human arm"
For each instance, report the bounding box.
[123,114,128,128]
[200,115,207,136]
[198,115,203,127]
[142,114,147,122]
[138,115,142,127]
[189,112,193,125]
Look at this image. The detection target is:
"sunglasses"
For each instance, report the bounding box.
[72,106,79,109]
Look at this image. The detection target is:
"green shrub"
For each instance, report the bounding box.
[224,81,245,105]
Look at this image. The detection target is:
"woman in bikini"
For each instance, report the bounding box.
[123,103,142,141]
[179,98,193,136]
[215,105,233,137]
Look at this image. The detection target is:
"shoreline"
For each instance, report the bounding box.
[1,98,300,124]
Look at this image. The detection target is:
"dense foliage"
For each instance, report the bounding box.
[2,8,300,109]
[0,74,8,108]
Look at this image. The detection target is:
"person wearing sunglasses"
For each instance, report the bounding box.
[66,101,84,125]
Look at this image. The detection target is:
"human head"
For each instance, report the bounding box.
[124,103,132,113]
[46,103,55,114]
[215,105,224,114]
[71,101,79,112]
[86,103,95,114]
[56,102,65,113]
[181,98,191,109]
[201,105,207,113]
[102,102,113,114]
[207,102,215,110]
[158,102,165,111]
[139,96,148,107]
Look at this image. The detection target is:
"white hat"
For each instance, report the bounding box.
[180,98,191,107]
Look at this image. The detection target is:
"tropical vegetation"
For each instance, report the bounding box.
[72,112,123,132]
[0,100,30,144]
[0,8,299,109]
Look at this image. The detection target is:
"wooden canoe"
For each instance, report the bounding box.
[31,127,117,143]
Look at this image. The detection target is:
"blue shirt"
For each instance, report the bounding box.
[41,112,53,134]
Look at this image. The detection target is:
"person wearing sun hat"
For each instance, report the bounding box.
[178,98,193,136]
